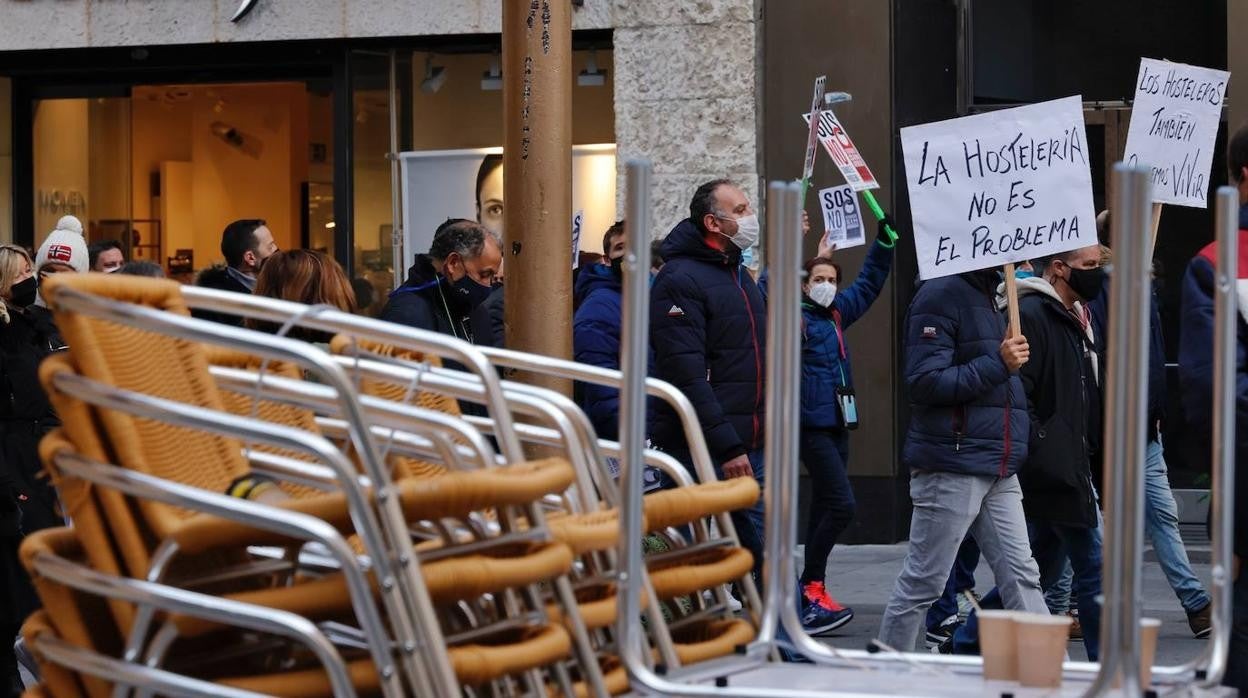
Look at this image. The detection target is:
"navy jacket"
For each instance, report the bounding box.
[902,270,1029,477]
[800,240,893,429]
[650,219,768,463]
[380,255,474,342]
[1179,205,1248,558]
[573,263,657,440]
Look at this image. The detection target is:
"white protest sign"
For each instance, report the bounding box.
[571,209,585,270]
[1123,58,1229,208]
[900,95,1096,280]
[801,111,879,191]
[802,76,827,182]
[818,184,867,250]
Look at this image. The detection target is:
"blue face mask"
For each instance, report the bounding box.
[741,245,757,269]
[1015,269,1034,280]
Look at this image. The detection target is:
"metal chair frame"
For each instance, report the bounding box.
[46,370,406,697]
[29,533,359,698]
[46,286,453,696]
[176,286,610,696]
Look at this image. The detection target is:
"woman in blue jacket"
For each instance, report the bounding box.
[797,226,893,635]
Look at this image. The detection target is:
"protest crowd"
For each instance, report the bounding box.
[0,48,1246,698]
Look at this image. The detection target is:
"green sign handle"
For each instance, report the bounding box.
[861,189,898,248]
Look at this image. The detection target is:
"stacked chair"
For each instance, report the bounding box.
[15,273,766,697]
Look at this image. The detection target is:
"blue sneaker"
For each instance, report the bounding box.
[799,581,854,636]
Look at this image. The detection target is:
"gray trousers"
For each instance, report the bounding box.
[878,470,1049,652]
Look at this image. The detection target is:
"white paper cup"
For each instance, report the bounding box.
[1014,612,1072,688]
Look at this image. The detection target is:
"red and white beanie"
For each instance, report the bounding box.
[36,215,88,274]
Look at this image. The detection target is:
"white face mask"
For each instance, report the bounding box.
[718,213,760,250]
[808,281,837,308]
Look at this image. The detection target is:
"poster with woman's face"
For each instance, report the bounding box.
[475,155,505,238]
[399,144,617,268]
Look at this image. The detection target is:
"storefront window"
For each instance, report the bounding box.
[400,49,617,263]
[28,83,330,281]
[350,51,407,310]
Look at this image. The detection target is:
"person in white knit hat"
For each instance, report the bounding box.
[34,215,88,278]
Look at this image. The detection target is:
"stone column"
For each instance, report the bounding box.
[611,0,761,240]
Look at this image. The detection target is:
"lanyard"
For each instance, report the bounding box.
[829,311,849,387]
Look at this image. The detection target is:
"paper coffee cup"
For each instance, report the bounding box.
[1014,612,1072,688]
[1115,617,1162,688]
[1140,617,1161,686]
[977,610,1019,681]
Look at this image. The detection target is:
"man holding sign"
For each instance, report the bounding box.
[877,265,1045,652]
[879,97,1096,651]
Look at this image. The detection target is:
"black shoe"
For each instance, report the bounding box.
[1188,602,1212,639]
[925,615,960,646]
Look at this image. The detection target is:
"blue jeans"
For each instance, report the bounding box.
[1045,558,1074,614]
[1144,439,1211,613]
[1226,571,1248,692]
[926,536,980,631]
[1032,521,1103,661]
[662,447,766,584]
[799,429,853,585]
[955,521,1103,661]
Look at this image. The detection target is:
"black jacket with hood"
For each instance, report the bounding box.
[192,266,252,327]
[1013,277,1100,528]
[649,219,767,464]
[381,255,475,342]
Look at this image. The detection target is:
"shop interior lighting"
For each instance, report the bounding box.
[421,54,447,94]
[481,53,502,91]
[577,49,607,87]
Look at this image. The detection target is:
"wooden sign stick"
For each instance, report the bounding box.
[1149,202,1163,254]
[1003,263,1022,339]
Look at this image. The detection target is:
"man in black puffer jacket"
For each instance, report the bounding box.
[650,179,767,579]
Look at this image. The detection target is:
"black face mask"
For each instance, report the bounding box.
[1064,265,1106,303]
[451,273,494,310]
[609,255,624,280]
[9,276,37,308]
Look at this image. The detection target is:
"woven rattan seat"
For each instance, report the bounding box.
[542,582,647,631]
[218,622,570,696]
[20,612,87,698]
[646,547,755,600]
[396,457,573,520]
[642,477,761,532]
[669,618,757,664]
